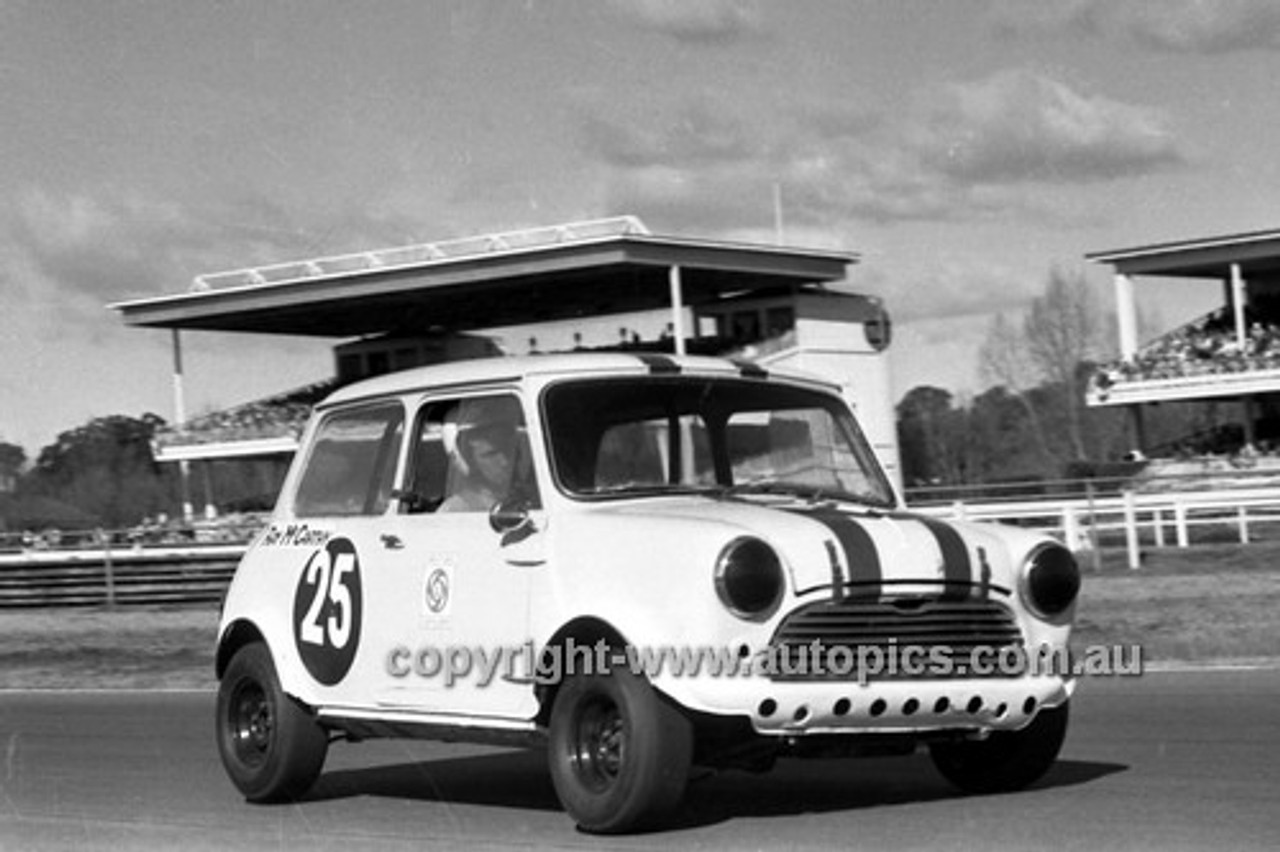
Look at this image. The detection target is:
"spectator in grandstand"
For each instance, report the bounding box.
[1091,308,1280,392]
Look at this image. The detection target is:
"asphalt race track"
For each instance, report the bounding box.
[1,668,1277,851]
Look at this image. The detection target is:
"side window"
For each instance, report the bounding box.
[404,394,540,514]
[293,403,404,517]
[402,401,454,514]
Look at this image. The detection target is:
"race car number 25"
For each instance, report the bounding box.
[292,537,363,685]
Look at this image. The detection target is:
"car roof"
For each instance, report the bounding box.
[318,352,840,409]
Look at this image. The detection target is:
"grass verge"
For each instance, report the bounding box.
[1071,542,1280,662]
[0,607,218,690]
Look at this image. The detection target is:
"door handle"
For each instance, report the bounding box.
[380,533,404,550]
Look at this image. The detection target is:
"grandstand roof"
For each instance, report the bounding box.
[1086,227,1280,278]
[111,216,857,337]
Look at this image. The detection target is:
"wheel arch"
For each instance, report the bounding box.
[215,618,267,680]
[534,616,630,728]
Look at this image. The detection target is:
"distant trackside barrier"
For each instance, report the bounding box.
[0,545,242,608]
[5,478,1280,606]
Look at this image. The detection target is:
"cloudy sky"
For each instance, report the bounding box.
[3,0,1279,454]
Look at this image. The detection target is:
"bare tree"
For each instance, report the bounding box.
[979,266,1110,467]
[978,312,1054,467]
[1023,266,1108,461]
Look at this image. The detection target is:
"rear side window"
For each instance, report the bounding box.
[293,403,404,517]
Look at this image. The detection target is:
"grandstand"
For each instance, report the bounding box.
[112,217,896,519]
[148,379,334,461]
[1087,228,1280,464]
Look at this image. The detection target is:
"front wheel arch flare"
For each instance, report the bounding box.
[216,619,266,680]
[534,617,629,728]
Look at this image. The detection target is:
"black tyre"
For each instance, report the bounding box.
[547,666,693,834]
[216,641,328,802]
[930,701,1069,795]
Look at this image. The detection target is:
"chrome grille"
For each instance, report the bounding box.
[767,596,1024,681]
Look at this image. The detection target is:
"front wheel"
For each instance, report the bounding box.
[929,701,1069,795]
[547,666,693,834]
[216,641,328,802]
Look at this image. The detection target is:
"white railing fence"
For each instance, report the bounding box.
[909,485,1280,569]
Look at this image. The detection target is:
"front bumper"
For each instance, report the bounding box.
[656,673,1076,736]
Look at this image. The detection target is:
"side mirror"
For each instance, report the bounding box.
[391,488,429,514]
[489,499,533,535]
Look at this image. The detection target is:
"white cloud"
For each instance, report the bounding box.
[579,98,759,169]
[0,186,371,452]
[9,187,179,307]
[907,69,1183,184]
[4,186,424,314]
[576,69,1184,237]
[610,0,763,43]
[991,0,1280,53]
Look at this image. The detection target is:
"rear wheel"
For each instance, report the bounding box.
[216,641,328,802]
[547,666,693,834]
[930,701,1069,795]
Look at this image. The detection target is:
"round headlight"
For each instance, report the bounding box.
[715,537,785,621]
[1020,543,1081,620]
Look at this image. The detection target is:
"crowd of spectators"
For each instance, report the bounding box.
[153,380,337,450]
[0,511,268,554]
[1091,308,1280,396]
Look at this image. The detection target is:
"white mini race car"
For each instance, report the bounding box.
[214,353,1080,833]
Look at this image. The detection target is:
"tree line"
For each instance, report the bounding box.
[897,267,1243,495]
[0,415,285,534]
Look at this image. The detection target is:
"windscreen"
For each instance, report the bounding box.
[542,377,895,507]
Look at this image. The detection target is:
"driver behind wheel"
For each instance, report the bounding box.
[440,397,535,512]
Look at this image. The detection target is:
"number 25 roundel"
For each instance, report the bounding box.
[292,537,363,685]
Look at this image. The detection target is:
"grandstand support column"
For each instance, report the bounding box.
[668,265,687,356]
[1243,395,1258,450]
[1114,273,1138,361]
[171,329,193,522]
[1128,404,1148,456]
[1231,263,1248,350]
[200,460,216,520]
